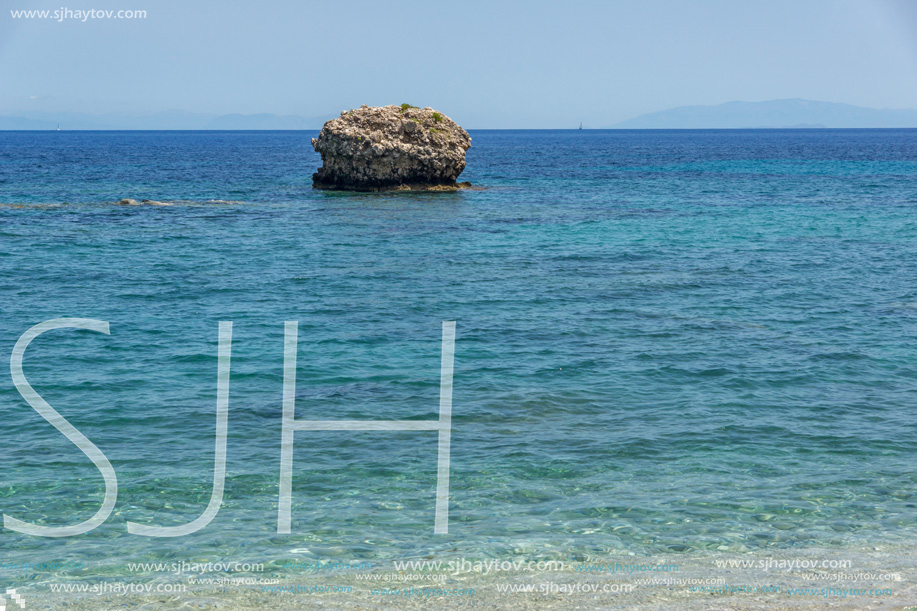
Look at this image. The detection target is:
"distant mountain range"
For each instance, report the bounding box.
[5,99,917,130]
[0,111,336,130]
[612,99,917,129]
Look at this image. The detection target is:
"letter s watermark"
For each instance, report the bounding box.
[5,318,117,537]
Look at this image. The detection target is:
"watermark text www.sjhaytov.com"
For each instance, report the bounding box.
[10,8,146,21]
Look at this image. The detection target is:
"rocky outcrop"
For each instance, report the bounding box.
[312,104,471,191]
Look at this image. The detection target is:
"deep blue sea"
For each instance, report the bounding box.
[1,129,916,582]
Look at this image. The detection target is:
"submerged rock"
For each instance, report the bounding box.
[141,199,172,206]
[311,104,471,191]
[115,198,173,206]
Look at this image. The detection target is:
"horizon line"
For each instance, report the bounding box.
[4,127,917,132]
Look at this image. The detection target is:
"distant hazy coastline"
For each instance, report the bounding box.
[611,98,917,129]
[5,99,917,130]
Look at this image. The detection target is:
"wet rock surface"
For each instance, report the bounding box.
[312,104,471,191]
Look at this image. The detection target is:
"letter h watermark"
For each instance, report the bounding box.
[277,321,455,535]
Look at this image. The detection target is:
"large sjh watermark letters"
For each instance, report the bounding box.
[278,321,455,535]
[3,319,455,538]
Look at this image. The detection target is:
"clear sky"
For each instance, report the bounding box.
[2,0,917,128]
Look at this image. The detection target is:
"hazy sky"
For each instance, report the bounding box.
[2,0,917,127]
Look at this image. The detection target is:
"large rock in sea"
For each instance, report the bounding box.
[312,104,471,191]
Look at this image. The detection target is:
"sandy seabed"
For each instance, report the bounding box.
[25,543,917,610]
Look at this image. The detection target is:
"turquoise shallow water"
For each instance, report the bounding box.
[0,129,916,580]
